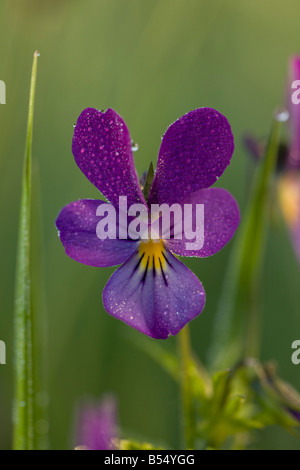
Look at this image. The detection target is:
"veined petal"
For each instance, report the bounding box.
[148,108,234,205]
[102,240,205,339]
[166,188,240,257]
[56,199,137,267]
[72,108,147,207]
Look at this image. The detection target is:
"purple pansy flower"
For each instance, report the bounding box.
[76,395,118,450]
[56,107,240,339]
[277,56,300,262]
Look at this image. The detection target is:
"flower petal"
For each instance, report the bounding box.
[72,108,146,207]
[288,56,300,168]
[103,242,205,339]
[148,108,234,205]
[56,199,137,267]
[277,171,300,263]
[166,188,240,257]
[77,395,118,451]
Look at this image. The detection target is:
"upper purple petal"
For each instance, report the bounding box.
[56,199,137,267]
[166,188,240,258]
[72,108,146,207]
[102,245,205,339]
[77,395,118,450]
[148,108,234,205]
[288,56,300,168]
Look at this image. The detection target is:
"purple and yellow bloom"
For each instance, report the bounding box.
[76,396,118,450]
[277,56,300,262]
[56,107,240,339]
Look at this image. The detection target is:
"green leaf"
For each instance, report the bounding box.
[251,362,300,433]
[142,161,154,201]
[209,114,283,370]
[211,370,231,410]
[119,439,164,450]
[13,51,39,450]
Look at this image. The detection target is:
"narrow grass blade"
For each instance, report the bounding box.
[13,51,39,450]
[209,112,284,371]
[142,161,154,201]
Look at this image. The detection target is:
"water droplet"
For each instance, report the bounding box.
[275,108,289,122]
[131,140,139,152]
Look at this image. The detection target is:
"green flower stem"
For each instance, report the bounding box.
[178,325,196,449]
[243,115,282,359]
[13,51,39,450]
[209,113,283,370]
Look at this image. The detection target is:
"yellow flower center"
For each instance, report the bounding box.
[138,239,166,271]
[277,173,300,227]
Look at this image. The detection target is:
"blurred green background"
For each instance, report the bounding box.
[1,0,300,450]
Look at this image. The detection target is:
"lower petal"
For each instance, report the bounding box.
[102,242,205,339]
